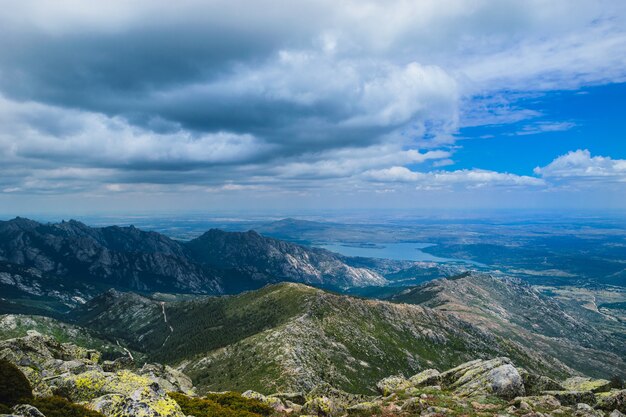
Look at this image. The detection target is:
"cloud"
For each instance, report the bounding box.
[365,167,545,188]
[514,121,576,136]
[0,0,625,208]
[535,149,626,182]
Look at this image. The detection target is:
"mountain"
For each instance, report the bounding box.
[388,272,626,380]
[186,229,385,291]
[0,260,97,315]
[0,217,222,296]
[0,218,385,309]
[70,277,624,395]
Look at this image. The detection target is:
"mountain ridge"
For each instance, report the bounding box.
[0,217,386,310]
[66,275,625,395]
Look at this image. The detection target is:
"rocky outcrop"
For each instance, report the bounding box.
[543,390,597,406]
[137,364,195,396]
[521,369,565,395]
[0,334,191,417]
[596,390,626,413]
[563,376,613,393]
[439,357,525,399]
[376,376,412,396]
[409,369,441,387]
[90,384,184,417]
[0,331,100,396]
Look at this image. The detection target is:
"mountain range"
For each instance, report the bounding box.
[0,217,386,313]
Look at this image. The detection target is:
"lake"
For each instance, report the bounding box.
[318,242,480,265]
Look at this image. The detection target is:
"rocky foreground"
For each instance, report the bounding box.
[1,332,625,417]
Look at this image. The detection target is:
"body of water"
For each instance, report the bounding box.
[318,242,481,265]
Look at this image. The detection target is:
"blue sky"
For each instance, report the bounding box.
[0,0,625,213]
[454,83,626,174]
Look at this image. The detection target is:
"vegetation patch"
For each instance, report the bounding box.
[27,396,105,417]
[168,392,270,417]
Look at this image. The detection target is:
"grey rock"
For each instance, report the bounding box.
[441,357,525,400]
[563,377,612,394]
[542,391,596,406]
[409,369,441,387]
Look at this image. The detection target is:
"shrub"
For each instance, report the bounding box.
[27,396,105,417]
[0,359,33,406]
[168,392,266,417]
[0,403,11,413]
[205,392,274,416]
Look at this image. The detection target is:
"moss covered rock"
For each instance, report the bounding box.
[0,333,101,397]
[563,377,612,394]
[596,389,626,413]
[440,357,525,400]
[53,370,155,402]
[137,364,194,396]
[542,390,596,406]
[520,369,565,395]
[90,385,184,417]
[409,369,441,388]
[302,396,341,416]
[346,400,381,415]
[375,375,411,396]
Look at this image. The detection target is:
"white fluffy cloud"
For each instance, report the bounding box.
[535,150,626,181]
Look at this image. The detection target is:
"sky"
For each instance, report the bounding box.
[0,0,625,214]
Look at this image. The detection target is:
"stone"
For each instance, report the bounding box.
[138,364,194,396]
[409,369,441,387]
[90,386,185,417]
[563,377,612,394]
[573,402,603,417]
[542,391,596,407]
[376,375,411,395]
[0,334,102,397]
[512,395,561,410]
[241,390,285,411]
[346,401,381,415]
[441,357,525,400]
[520,370,564,395]
[268,392,306,405]
[401,397,427,412]
[102,357,133,373]
[302,396,340,416]
[596,389,626,413]
[52,369,156,402]
[609,410,626,417]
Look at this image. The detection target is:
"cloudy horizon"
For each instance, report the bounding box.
[1,0,625,213]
